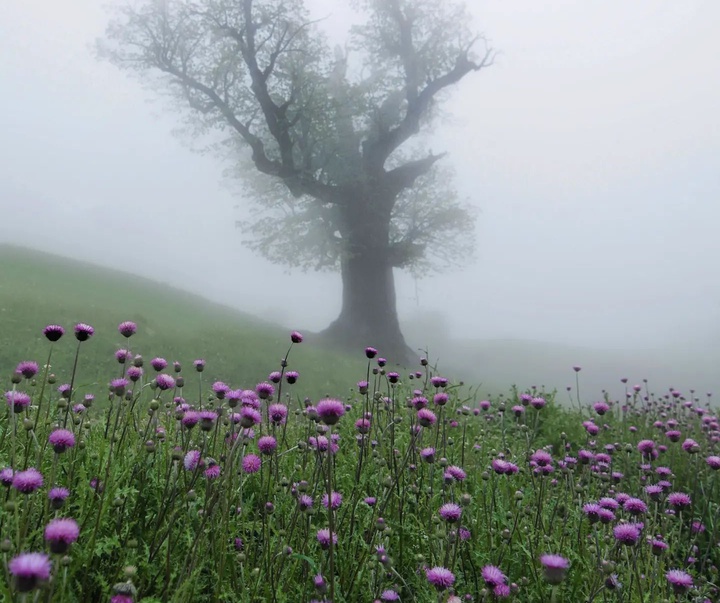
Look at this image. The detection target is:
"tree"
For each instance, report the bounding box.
[99,0,492,363]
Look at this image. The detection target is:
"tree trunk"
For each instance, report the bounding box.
[321,197,416,365]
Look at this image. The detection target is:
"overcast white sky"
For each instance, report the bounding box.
[1,0,719,349]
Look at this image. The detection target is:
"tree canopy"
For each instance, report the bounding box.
[99,0,491,277]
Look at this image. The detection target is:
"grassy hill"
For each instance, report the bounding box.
[0,244,370,400]
[2,244,715,407]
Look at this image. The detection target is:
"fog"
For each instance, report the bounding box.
[1,1,719,389]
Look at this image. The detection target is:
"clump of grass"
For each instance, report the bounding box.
[0,321,719,602]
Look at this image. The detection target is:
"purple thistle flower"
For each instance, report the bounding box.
[44,518,79,554]
[598,508,615,524]
[155,374,175,391]
[257,436,277,455]
[316,398,345,425]
[268,371,282,383]
[1,467,14,486]
[111,596,134,603]
[420,447,436,463]
[316,528,337,549]
[425,566,455,591]
[313,573,327,595]
[198,410,218,431]
[73,323,94,341]
[268,403,288,425]
[531,450,553,467]
[583,503,602,523]
[212,381,230,399]
[15,361,39,379]
[682,438,700,453]
[8,552,52,592]
[364,497,376,506]
[193,359,205,372]
[438,503,462,523]
[667,492,691,510]
[290,330,303,343]
[411,395,428,410]
[183,450,202,471]
[540,554,569,584]
[150,357,167,371]
[583,421,599,436]
[355,418,371,434]
[181,411,200,429]
[285,370,299,384]
[118,321,137,337]
[321,491,343,510]
[225,389,242,408]
[239,407,261,428]
[446,465,467,481]
[110,378,129,396]
[204,463,221,479]
[114,349,132,364]
[578,449,594,464]
[43,324,65,342]
[242,454,261,474]
[623,497,648,516]
[706,455,720,470]
[417,408,437,427]
[645,484,664,501]
[613,523,642,545]
[434,392,449,406]
[593,401,610,415]
[48,429,75,454]
[481,565,507,587]
[57,384,71,399]
[5,390,31,413]
[365,347,378,358]
[12,468,43,494]
[48,487,70,509]
[380,589,400,602]
[665,430,682,442]
[126,366,143,382]
[493,584,511,598]
[651,539,668,555]
[298,494,314,511]
[666,569,693,594]
[531,396,546,409]
[256,382,275,400]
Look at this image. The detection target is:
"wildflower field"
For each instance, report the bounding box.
[1,248,719,603]
[1,317,719,603]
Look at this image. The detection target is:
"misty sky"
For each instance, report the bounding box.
[1,0,719,349]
